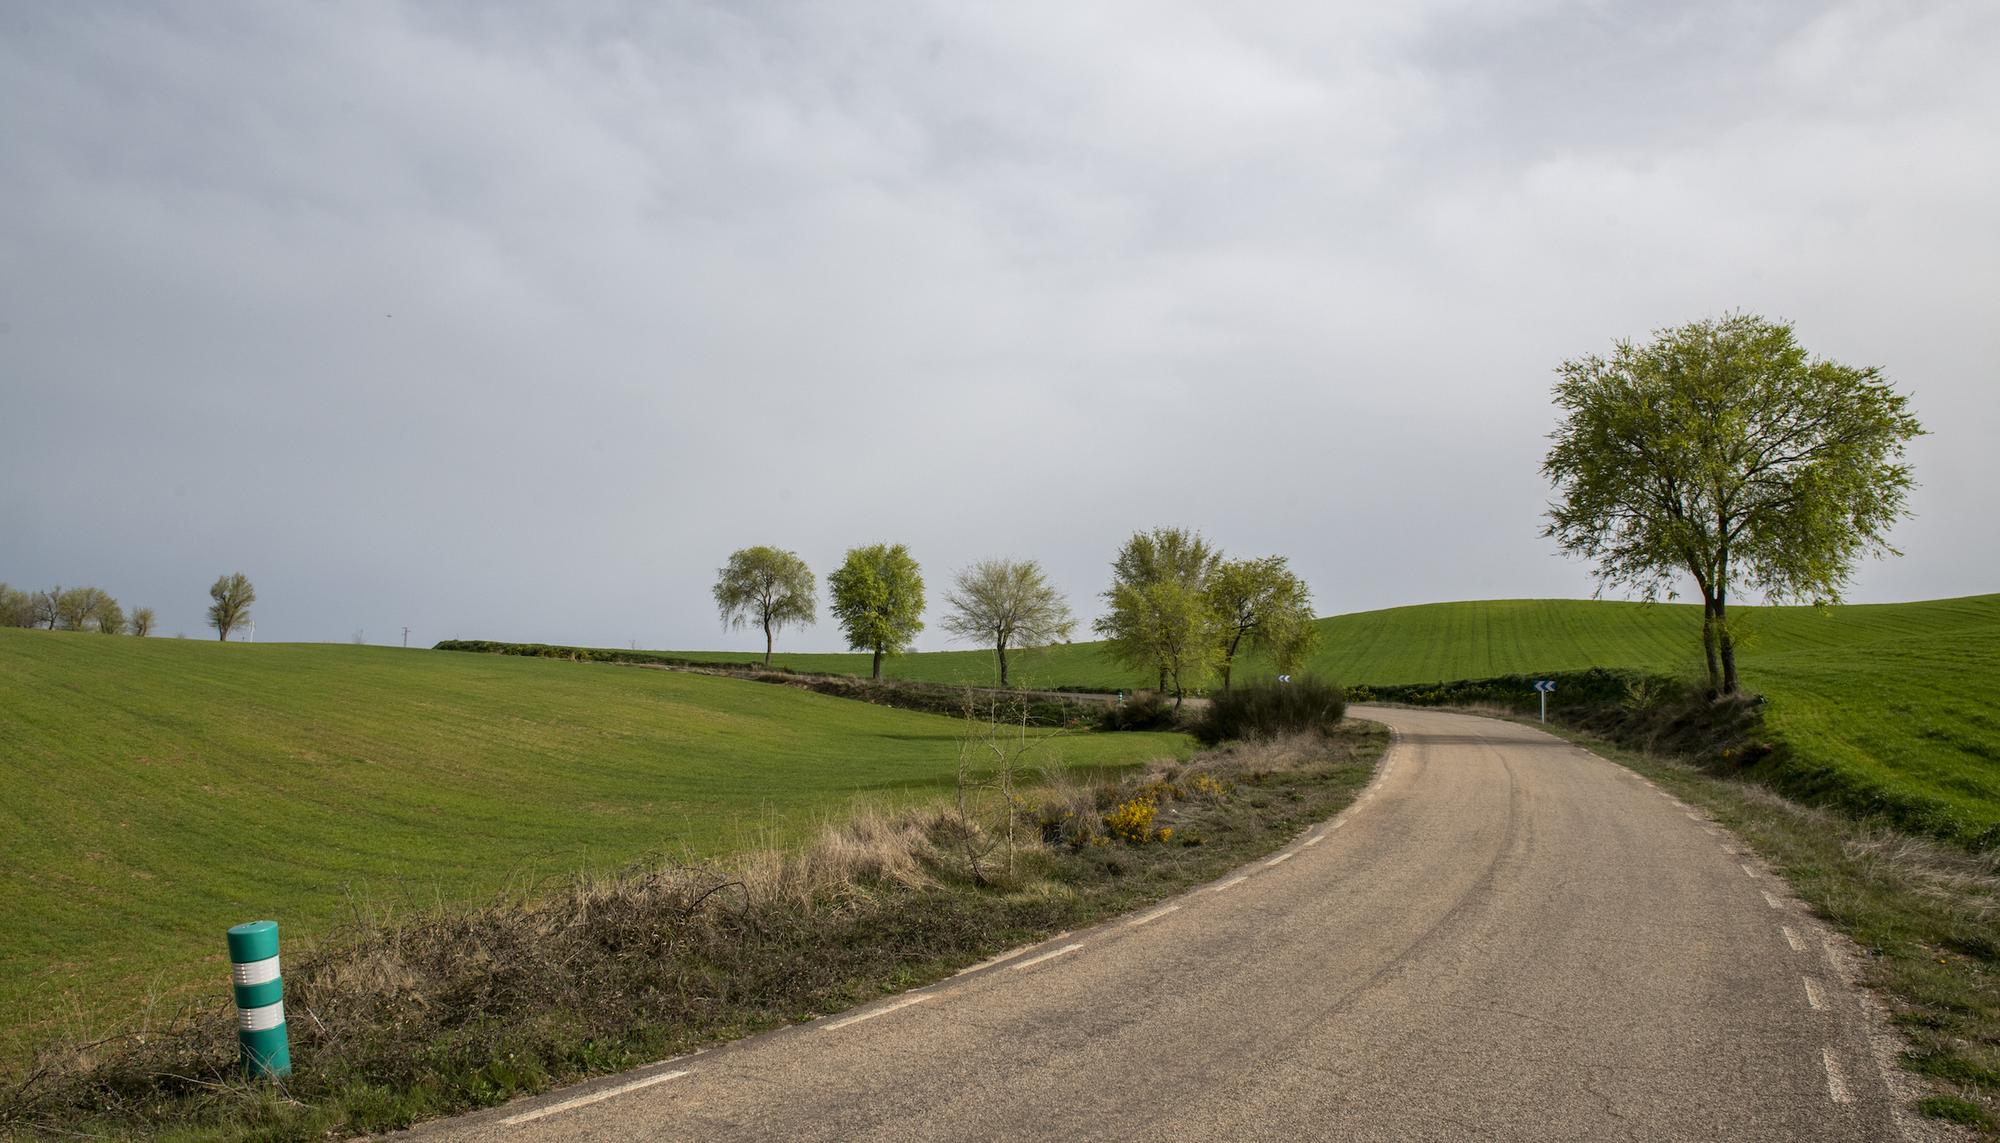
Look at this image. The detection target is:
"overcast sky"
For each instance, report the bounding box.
[3,1,1995,651]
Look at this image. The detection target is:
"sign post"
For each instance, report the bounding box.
[1533,679,1555,723]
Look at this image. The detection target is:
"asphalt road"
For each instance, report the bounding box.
[404,705,1933,1142]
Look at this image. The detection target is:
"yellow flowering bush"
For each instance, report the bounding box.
[1103,794,1159,844]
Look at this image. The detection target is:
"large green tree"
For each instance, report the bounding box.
[827,543,926,680]
[1095,527,1222,705]
[713,546,817,666]
[1206,555,1319,690]
[208,573,255,641]
[1543,313,1923,696]
[940,558,1074,687]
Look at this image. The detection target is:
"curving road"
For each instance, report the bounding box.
[405,706,1931,1142]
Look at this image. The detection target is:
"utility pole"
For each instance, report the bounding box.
[402,626,410,649]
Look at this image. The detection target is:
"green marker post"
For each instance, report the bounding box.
[226,920,292,1079]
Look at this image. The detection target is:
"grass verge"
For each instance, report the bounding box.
[0,722,1386,1141]
[1521,716,1999,1135]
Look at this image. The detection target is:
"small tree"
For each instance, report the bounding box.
[0,584,35,627]
[1544,314,1923,696]
[713,547,816,666]
[1095,528,1221,705]
[1206,555,1319,690]
[827,543,926,680]
[55,587,118,632]
[129,607,156,637]
[208,573,256,641]
[32,586,60,630]
[940,559,1075,687]
[94,599,126,635]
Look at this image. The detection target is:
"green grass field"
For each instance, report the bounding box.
[672,594,2000,845]
[0,631,1187,1062]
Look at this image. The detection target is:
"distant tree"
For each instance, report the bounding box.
[32,586,60,630]
[94,599,126,635]
[208,573,256,641]
[0,584,35,627]
[55,587,117,632]
[941,559,1075,687]
[713,547,816,666]
[1544,314,1924,696]
[1206,556,1320,690]
[827,543,926,680]
[1095,528,1223,706]
[129,607,156,637]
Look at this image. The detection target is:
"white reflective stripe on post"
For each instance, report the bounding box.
[231,955,281,987]
[239,1001,285,1032]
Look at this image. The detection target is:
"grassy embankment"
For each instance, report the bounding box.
[0,630,1188,1067]
[663,594,2000,847]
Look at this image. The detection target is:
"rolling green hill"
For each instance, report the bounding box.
[0,631,1187,1063]
[666,594,2000,846]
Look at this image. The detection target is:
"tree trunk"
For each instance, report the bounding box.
[763,619,773,666]
[1716,593,1739,696]
[1699,598,1721,697]
[871,645,883,680]
[1158,667,1168,692]
[996,639,1009,687]
[1220,633,1242,692]
[218,627,229,642]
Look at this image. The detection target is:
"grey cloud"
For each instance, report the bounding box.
[2,1,1992,649]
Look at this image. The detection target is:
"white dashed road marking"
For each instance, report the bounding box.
[1803,977,1827,1011]
[501,1069,691,1125]
[1762,890,1785,910]
[1740,864,1758,878]
[1011,943,1085,971]
[1265,852,1295,868]
[1822,1049,1854,1104]
[1782,926,1806,953]
[821,994,933,1031]
[1126,906,1180,928]
[1212,876,1249,893]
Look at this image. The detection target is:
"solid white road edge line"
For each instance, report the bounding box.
[1011,943,1085,971]
[1803,977,1827,1011]
[1822,1048,1854,1104]
[1126,905,1181,928]
[820,993,933,1032]
[500,1069,691,1126]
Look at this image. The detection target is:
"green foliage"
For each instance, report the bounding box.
[0,630,1189,1066]
[1193,677,1347,746]
[712,546,816,664]
[1543,313,1924,694]
[92,598,124,635]
[1206,555,1317,688]
[1095,527,1222,702]
[939,558,1075,687]
[54,586,119,632]
[0,584,34,628]
[207,571,255,641]
[826,543,925,679]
